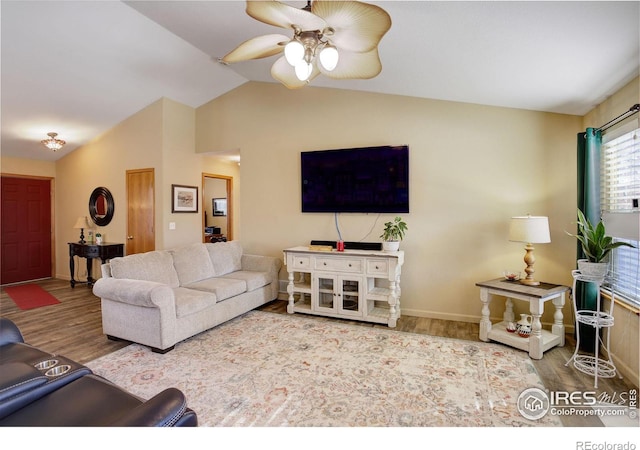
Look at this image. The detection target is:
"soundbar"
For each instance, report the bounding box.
[310,240,382,251]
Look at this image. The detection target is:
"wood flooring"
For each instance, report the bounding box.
[2,278,637,427]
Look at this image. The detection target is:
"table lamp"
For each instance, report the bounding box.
[509,215,550,286]
[73,216,91,244]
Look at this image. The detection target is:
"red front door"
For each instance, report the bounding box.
[1,176,53,285]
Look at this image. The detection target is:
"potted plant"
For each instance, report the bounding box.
[95,233,103,245]
[380,216,408,252]
[566,209,636,277]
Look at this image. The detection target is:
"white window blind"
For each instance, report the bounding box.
[601,127,640,307]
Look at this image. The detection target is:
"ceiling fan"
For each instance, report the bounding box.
[221,1,392,89]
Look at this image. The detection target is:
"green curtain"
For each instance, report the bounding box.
[575,128,601,352]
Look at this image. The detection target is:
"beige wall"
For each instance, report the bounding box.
[1,156,56,178]
[197,82,582,327]
[583,77,639,130]
[52,97,240,279]
[582,76,639,385]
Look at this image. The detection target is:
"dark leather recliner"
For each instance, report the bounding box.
[0,318,197,427]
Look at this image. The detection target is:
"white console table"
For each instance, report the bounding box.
[477,278,569,359]
[283,246,404,327]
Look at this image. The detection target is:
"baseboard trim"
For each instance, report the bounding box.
[276,290,576,330]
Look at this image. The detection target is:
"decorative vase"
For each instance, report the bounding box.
[577,259,609,279]
[516,314,532,337]
[95,236,103,245]
[518,328,531,338]
[382,241,400,252]
[506,322,517,333]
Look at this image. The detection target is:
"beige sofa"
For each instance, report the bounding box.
[92,241,282,353]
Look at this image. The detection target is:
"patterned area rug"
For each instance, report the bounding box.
[87,310,561,427]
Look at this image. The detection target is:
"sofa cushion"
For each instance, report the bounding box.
[110,251,179,288]
[173,287,217,318]
[169,243,215,286]
[185,278,247,302]
[206,241,242,276]
[220,271,271,292]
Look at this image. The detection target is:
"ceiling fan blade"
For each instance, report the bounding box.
[312,1,392,52]
[271,56,320,89]
[247,1,327,31]
[319,48,382,80]
[222,34,289,63]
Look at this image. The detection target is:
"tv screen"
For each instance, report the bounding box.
[301,145,409,213]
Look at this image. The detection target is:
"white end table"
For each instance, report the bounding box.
[476,278,569,359]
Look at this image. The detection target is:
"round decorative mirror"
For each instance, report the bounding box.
[89,187,114,227]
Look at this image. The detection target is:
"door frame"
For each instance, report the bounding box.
[0,173,56,283]
[202,173,233,242]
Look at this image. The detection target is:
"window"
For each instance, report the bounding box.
[601,127,640,307]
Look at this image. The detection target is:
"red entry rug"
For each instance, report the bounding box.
[5,284,61,310]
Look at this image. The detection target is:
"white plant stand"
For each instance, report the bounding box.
[565,270,617,388]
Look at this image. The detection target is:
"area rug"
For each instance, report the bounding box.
[87,310,561,427]
[4,284,60,310]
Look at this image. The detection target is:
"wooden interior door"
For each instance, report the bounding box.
[1,176,53,284]
[126,169,155,255]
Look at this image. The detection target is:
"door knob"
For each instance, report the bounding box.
[127,236,134,240]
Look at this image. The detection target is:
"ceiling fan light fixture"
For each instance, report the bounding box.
[319,44,339,71]
[294,61,313,81]
[224,0,391,88]
[41,132,66,152]
[284,40,304,66]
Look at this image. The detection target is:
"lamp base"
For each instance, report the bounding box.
[520,243,539,286]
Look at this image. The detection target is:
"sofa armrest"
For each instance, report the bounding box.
[100,262,113,278]
[109,387,197,427]
[93,278,175,309]
[241,254,283,275]
[0,362,47,404]
[0,318,25,346]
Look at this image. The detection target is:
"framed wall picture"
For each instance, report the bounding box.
[172,184,198,213]
[213,198,227,216]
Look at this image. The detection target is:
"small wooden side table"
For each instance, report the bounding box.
[68,242,124,288]
[476,278,569,359]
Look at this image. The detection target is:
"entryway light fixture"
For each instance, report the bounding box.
[508,215,551,286]
[41,132,66,151]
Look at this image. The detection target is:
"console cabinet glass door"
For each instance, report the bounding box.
[313,274,362,316]
[315,275,336,313]
[338,278,362,317]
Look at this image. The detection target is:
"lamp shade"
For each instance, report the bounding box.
[284,40,304,66]
[294,61,312,81]
[73,216,90,229]
[509,215,550,244]
[319,45,339,71]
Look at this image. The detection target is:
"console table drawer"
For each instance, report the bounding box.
[84,247,100,257]
[366,259,389,276]
[292,255,311,269]
[315,257,362,272]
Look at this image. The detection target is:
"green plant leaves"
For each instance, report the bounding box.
[567,208,636,262]
[380,216,408,241]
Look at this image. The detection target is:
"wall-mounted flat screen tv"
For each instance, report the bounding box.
[301,145,409,213]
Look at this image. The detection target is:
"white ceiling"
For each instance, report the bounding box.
[2,1,638,162]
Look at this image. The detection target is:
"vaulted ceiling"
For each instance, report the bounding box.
[2,1,638,162]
